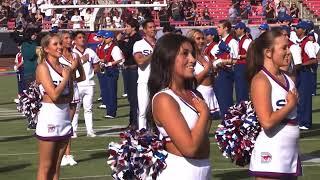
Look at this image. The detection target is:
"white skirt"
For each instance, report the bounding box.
[35,102,73,141]
[157,152,211,180]
[249,124,302,178]
[71,82,80,104]
[196,85,219,113]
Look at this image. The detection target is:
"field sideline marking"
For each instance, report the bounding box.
[59,164,320,179]
[1,138,320,156]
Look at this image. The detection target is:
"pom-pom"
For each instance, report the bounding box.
[17,81,42,125]
[107,128,168,180]
[215,101,261,166]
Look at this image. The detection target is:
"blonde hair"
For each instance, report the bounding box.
[37,33,60,63]
[186,29,204,40]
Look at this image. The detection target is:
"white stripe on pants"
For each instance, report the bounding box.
[72,85,94,133]
[137,83,149,129]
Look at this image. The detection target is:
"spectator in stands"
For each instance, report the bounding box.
[171,0,182,21]
[202,7,211,21]
[0,8,7,28]
[43,0,53,21]
[265,1,275,23]
[83,8,92,28]
[159,7,169,27]
[240,1,251,24]
[185,7,196,26]
[60,9,69,29]
[28,0,37,15]
[16,12,26,30]
[113,10,122,28]
[51,11,60,28]
[290,2,299,18]
[34,9,43,26]
[12,0,23,16]
[26,10,36,24]
[255,2,263,16]
[228,3,238,24]
[71,9,82,29]
[276,1,287,21]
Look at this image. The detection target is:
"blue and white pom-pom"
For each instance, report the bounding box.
[17,81,42,124]
[107,128,168,180]
[215,101,261,166]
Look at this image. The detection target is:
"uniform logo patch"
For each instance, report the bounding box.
[48,124,56,133]
[261,152,272,163]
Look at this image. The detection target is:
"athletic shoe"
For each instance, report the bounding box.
[122,94,128,97]
[97,97,102,101]
[61,155,69,166]
[299,126,309,130]
[87,131,96,137]
[71,132,77,138]
[14,99,19,104]
[105,115,115,119]
[67,155,77,166]
[98,104,107,109]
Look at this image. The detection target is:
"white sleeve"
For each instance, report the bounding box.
[290,44,302,65]
[243,39,252,51]
[132,41,142,55]
[229,39,239,59]
[88,49,100,64]
[314,43,320,55]
[111,46,124,61]
[290,31,298,44]
[305,41,317,59]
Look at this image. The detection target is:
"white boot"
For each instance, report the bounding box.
[61,155,69,166]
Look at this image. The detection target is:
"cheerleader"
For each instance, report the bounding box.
[35,34,73,180]
[148,33,211,180]
[58,31,86,166]
[186,29,220,117]
[14,45,24,104]
[247,28,301,179]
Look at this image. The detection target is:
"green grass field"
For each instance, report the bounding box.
[0,73,319,180]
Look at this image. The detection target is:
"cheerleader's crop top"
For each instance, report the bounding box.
[152,88,199,141]
[39,60,70,96]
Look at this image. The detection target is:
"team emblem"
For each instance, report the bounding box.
[261,152,272,163]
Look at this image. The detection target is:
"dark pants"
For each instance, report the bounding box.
[297,68,313,128]
[101,67,119,117]
[214,68,234,118]
[311,64,318,95]
[234,64,249,103]
[122,68,128,95]
[97,72,104,100]
[125,67,138,126]
[16,67,24,95]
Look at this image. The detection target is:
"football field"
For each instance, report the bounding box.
[0,72,319,180]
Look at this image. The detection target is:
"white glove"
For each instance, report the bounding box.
[105,62,112,67]
[14,65,18,71]
[213,59,223,68]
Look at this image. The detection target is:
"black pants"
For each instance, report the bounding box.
[124,67,139,126]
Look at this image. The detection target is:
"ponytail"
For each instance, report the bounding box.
[246,28,284,87]
[36,47,45,64]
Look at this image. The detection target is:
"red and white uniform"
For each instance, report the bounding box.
[236,35,251,64]
[72,47,100,134]
[133,38,154,129]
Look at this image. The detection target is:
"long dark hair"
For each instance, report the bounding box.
[146,34,196,130]
[246,28,284,86]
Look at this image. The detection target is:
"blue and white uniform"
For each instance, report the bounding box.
[249,67,301,178]
[36,60,73,141]
[153,88,211,180]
